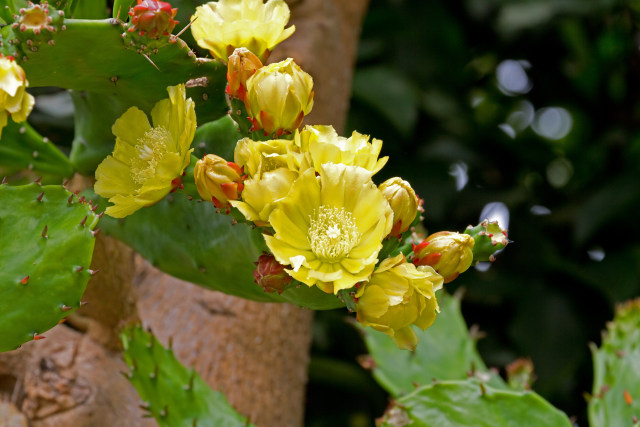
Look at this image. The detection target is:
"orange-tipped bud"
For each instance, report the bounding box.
[379,177,419,237]
[194,154,245,210]
[412,231,474,283]
[128,0,178,38]
[253,253,292,294]
[227,48,263,102]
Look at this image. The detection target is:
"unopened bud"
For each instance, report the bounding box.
[253,253,292,294]
[227,48,263,102]
[379,177,419,237]
[128,0,178,38]
[245,58,314,136]
[194,154,245,210]
[412,231,474,283]
[464,219,509,262]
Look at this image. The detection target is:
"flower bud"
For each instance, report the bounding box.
[253,253,292,294]
[412,231,474,283]
[355,254,443,350]
[245,58,314,136]
[227,48,263,102]
[0,55,35,138]
[379,177,419,237]
[193,154,245,210]
[128,0,179,38]
[464,219,509,262]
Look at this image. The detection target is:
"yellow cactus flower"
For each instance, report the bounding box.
[191,0,295,62]
[230,168,296,226]
[245,58,314,136]
[264,163,394,294]
[413,231,475,283]
[194,154,245,210]
[95,85,195,218]
[355,254,443,350]
[227,47,263,101]
[0,55,35,138]
[379,177,419,237]
[233,136,301,178]
[295,125,388,175]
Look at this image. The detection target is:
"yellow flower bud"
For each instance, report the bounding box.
[295,125,388,175]
[412,231,475,283]
[191,0,295,62]
[194,154,245,210]
[355,254,443,351]
[379,177,419,237]
[245,58,314,136]
[227,48,263,102]
[0,55,35,138]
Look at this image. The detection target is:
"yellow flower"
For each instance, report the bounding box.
[355,254,443,350]
[264,163,394,294]
[95,85,195,218]
[191,0,295,62]
[413,231,475,283]
[379,177,419,237]
[295,125,388,175]
[0,55,35,138]
[245,58,314,136]
[194,154,245,210]
[233,136,301,178]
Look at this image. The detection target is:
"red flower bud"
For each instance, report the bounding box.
[253,253,292,294]
[128,0,178,38]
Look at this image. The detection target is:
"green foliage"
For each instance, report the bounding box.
[0,183,99,352]
[589,299,640,427]
[192,115,241,160]
[97,192,345,310]
[378,380,573,427]
[0,120,74,177]
[121,326,252,427]
[362,292,506,397]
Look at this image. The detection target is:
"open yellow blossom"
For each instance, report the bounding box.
[233,137,301,178]
[295,125,388,175]
[264,163,394,294]
[0,55,35,138]
[95,85,195,218]
[356,254,443,350]
[191,0,295,62]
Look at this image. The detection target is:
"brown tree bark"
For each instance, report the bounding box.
[0,1,370,426]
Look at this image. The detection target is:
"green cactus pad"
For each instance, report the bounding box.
[464,220,509,262]
[589,298,640,427]
[362,292,506,397]
[0,183,99,352]
[97,192,344,310]
[121,326,253,427]
[0,120,75,178]
[378,380,573,427]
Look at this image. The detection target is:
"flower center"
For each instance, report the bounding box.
[130,126,171,184]
[308,205,360,261]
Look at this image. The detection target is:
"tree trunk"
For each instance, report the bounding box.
[0,1,370,426]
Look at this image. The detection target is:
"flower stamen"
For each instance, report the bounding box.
[308,206,360,261]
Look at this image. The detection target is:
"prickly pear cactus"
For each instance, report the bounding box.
[377,379,573,427]
[464,219,509,262]
[121,326,253,427]
[0,182,99,352]
[589,298,640,427]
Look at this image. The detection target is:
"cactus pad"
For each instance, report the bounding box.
[464,219,509,262]
[0,183,99,352]
[121,326,253,427]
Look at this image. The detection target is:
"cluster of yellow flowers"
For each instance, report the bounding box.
[90,0,483,350]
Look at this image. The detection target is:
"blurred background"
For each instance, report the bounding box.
[307,0,640,425]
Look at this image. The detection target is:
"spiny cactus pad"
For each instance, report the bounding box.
[464,219,509,262]
[377,380,573,427]
[121,326,253,427]
[362,292,506,397]
[589,298,640,427]
[0,120,74,177]
[0,183,99,352]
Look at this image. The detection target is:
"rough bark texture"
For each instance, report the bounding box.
[0,1,370,426]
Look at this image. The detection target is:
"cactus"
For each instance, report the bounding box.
[464,219,509,263]
[361,292,506,397]
[0,182,99,352]
[0,120,74,177]
[589,298,640,427]
[121,325,253,427]
[377,379,573,427]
